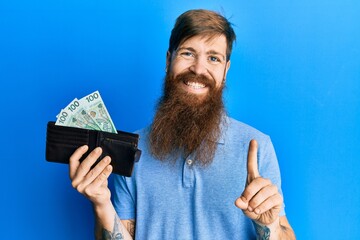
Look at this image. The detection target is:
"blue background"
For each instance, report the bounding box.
[1,0,359,239]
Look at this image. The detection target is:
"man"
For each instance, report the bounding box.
[69,9,296,239]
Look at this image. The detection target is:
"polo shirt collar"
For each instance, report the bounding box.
[214,114,229,145]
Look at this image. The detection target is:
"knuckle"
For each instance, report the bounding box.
[278,194,284,203]
[90,147,102,158]
[86,169,95,179]
[242,188,251,199]
[83,186,93,196]
[269,195,282,207]
[87,163,107,180]
[97,172,107,182]
[252,177,260,183]
[254,177,266,186]
[270,185,278,193]
[69,154,78,164]
[69,147,85,162]
[88,151,96,159]
[78,163,88,173]
[256,205,265,214]
[93,161,106,173]
[76,184,84,193]
[263,178,271,185]
[258,199,273,212]
[268,197,276,206]
[71,181,78,189]
[249,198,260,208]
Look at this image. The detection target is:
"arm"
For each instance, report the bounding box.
[69,145,135,240]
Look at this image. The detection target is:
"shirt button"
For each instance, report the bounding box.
[186,159,193,165]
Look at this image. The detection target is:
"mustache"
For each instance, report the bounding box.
[171,72,216,90]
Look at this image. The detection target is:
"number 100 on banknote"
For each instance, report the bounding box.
[55,91,117,133]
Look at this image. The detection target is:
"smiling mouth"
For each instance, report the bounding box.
[184,81,206,89]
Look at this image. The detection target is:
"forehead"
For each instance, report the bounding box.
[178,34,227,53]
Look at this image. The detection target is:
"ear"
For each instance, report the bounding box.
[223,60,231,82]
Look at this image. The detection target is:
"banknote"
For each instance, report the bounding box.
[55,98,77,126]
[55,98,102,130]
[79,91,117,133]
[55,91,117,133]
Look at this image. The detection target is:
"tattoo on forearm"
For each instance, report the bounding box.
[253,222,270,240]
[102,215,124,240]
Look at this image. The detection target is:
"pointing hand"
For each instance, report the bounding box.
[235,140,283,225]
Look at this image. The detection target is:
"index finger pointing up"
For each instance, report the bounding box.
[247,139,260,183]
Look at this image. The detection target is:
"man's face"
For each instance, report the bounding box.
[166,34,231,99]
[149,34,230,165]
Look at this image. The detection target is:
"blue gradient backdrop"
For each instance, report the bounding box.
[1,1,359,239]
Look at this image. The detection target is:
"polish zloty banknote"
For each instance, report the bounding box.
[55,98,102,130]
[55,98,78,126]
[79,91,117,133]
[55,91,117,133]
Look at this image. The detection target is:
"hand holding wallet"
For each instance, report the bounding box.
[45,121,141,177]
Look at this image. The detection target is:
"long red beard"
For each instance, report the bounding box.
[149,71,225,166]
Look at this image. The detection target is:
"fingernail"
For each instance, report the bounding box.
[248,206,253,212]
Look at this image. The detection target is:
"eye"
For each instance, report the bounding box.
[209,56,221,63]
[180,51,195,59]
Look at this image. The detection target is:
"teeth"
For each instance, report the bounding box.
[186,81,205,89]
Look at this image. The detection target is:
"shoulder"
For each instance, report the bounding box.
[223,116,271,145]
[225,116,281,180]
[133,126,151,147]
[134,125,150,136]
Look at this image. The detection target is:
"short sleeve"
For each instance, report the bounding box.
[258,136,286,216]
[112,174,136,220]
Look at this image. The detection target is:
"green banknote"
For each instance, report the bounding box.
[55,91,117,133]
[79,91,117,133]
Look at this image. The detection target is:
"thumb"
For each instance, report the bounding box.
[247,139,260,183]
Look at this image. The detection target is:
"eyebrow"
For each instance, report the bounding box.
[177,47,226,61]
[207,50,226,61]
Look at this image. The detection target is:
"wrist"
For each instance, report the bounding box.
[253,217,281,240]
[93,199,113,212]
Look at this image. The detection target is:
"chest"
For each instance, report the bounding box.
[134,142,249,209]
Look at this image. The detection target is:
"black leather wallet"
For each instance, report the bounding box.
[45,121,141,177]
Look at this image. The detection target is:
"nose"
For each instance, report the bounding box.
[189,57,208,75]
